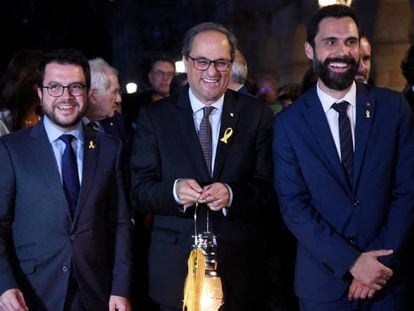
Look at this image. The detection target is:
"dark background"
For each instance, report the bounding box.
[0,0,394,91]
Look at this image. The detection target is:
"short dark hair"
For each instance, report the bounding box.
[37,49,91,89]
[306,4,360,47]
[181,22,237,61]
[401,44,414,85]
[149,55,175,72]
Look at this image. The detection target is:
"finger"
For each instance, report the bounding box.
[359,286,371,300]
[186,179,203,192]
[353,284,364,300]
[371,249,393,258]
[367,288,376,299]
[348,283,357,300]
[8,295,25,311]
[16,292,28,311]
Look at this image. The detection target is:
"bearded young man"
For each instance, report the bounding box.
[273,5,414,310]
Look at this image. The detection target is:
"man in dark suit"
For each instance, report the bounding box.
[131,22,275,311]
[273,5,414,310]
[0,49,132,311]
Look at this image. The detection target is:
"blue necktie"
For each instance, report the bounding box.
[199,106,214,176]
[59,134,80,217]
[332,101,353,187]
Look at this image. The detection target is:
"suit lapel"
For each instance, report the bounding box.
[302,90,351,193]
[29,122,71,218]
[353,84,374,191]
[174,91,211,180]
[74,126,99,225]
[213,92,239,179]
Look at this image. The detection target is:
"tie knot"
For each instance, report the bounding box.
[59,134,75,146]
[203,106,214,117]
[332,101,349,114]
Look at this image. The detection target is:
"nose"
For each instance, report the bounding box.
[61,86,73,98]
[206,61,219,75]
[115,92,122,104]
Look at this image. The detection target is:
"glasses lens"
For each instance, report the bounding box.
[214,60,231,71]
[48,83,63,96]
[69,83,85,96]
[194,58,210,70]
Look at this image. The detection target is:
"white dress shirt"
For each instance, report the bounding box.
[317,81,356,160]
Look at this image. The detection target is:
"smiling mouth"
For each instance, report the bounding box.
[328,62,350,72]
[202,77,220,85]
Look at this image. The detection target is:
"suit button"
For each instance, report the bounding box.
[62,265,69,273]
[70,234,76,241]
[353,200,359,207]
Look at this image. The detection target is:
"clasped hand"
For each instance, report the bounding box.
[348,249,394,301]
[176,179,230,211]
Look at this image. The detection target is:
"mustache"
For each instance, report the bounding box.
[324,57,357,66]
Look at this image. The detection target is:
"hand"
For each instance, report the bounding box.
[200,183,230,211]
[349,249,393,290]
[176,179,203,208]
[348,279,376,301]
[0,289,28,311]
[109,295,131,311]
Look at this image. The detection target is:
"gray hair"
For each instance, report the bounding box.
[181,22,237,61]
[231,50,248,84]
[88,57,118,91]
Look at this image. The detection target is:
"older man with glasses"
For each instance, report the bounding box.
[131,22,277,311]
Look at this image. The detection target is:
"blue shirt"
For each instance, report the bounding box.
[43,116,84,184]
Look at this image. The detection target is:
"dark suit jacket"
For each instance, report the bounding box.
[100,112,127,142]
[273,83,414,301]
[0,121,133,310]
[131,88,275,310]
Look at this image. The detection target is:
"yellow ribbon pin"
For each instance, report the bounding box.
[220,127,233,144]
[88,140,96,149]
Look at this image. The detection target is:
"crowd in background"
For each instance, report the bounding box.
[1,4,414,311]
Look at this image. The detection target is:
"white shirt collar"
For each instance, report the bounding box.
[188,87,224,112]
[317,81,357,113]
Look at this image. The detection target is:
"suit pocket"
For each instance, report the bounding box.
[19,259,36,275]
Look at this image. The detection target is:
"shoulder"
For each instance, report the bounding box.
[225,89,273,115]
[358,83,403,101]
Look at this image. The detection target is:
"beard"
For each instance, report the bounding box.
[42,99,88,129]
[313,55,358,91]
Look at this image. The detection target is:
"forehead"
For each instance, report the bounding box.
[316,17,359,41]
[152,61,174,71]
[107,74,120,87]
[190,30,231,58]
[44,62,85,82]
[360,38,371,54]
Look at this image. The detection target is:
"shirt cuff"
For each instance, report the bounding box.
[173,179,186,212]
[222,183,233,216]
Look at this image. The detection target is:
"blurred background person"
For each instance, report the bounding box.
[228,49,250,94]
[86,57,126,140]
[122,55,175,136]
[0,49,44,133]
[169,72,188,96]
[355,35,372,84]
[147,56,176,100]
[276,83,301,109]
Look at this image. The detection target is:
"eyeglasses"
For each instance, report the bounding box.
[188,56,232,72]
[150,70,175,78]
[41,82,86,97]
